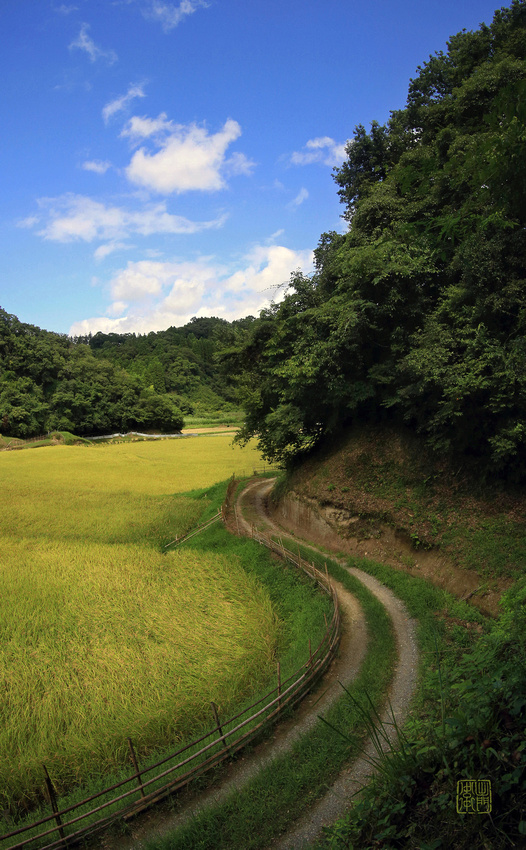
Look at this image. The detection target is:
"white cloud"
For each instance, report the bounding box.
[82,160,112,174]
[68,244,314,336]
[120,112,173,143]
[69,23,118,64]
[55,4,79,13]
[226,245,313,298]
[125,118,248,194]
[224,151,256,177]
[290,136,348,167]
[26,194,227,247]
[287,187,309,210]
[107,301,128,317]
[102,84,146,124]
[17,215,40,229]
[110,260,168,300]
[143,0,209,32]
[94,241,130,260]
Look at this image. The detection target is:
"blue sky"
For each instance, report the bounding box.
[1,0,501,336]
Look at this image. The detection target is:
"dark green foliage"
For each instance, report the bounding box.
[227,1,526,479]
[0,309,251,438]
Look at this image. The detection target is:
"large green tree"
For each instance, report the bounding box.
[229,0,526,477]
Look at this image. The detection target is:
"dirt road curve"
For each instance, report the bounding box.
[102,479,418,850]
[237,479,418,849]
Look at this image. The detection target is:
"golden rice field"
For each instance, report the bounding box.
[0,434,267,546]
[0,436,279,807]
[0,432,267,497]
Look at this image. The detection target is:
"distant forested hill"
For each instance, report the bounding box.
[0,309,253,437]
[228,0,526,481]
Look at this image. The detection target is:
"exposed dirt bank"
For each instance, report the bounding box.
[276,427,519,617]
[271,489,506,618]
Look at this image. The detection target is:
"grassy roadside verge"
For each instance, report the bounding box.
[315,560,525,849]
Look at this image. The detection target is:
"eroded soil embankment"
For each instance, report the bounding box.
[270,488,507,617]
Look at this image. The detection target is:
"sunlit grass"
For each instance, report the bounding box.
[0,538,278,808]
[0,436,280,809]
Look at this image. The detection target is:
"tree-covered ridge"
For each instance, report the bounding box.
[229,0,526,479]
[81,315,251,407]
[0,310,251,438]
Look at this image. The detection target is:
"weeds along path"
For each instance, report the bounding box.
[237,478,419,850]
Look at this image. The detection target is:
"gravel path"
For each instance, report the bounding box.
[101,479,418,850]
[238,480,419,849]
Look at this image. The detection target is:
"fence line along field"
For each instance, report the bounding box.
[0,435,279,811]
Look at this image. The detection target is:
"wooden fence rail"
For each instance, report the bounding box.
[1,493,340,850]
[163,509,223,549]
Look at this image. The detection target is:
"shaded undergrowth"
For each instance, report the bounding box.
[316,564,526,850]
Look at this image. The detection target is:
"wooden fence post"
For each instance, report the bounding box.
[43,765,67,847]
[127,737,146,799]
[277,661,281,710]
[211,701,231,756]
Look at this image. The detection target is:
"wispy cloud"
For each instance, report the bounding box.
[125,117,254,194]
[103,84,146,124]
[69,23,118,64]
[54,4,79,13]
[81,160,112,174]
[94,242,131,261]
[20,194,227,246]
[143,1,210,32]
[287,187,309,210]
[68,244,314,336]
[290,136,348,167]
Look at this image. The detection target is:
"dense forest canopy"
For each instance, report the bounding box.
[227,0,526,480]
[0,311,252,437]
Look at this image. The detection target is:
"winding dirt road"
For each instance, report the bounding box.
[102,478,418,850]
[237,479,419,849]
